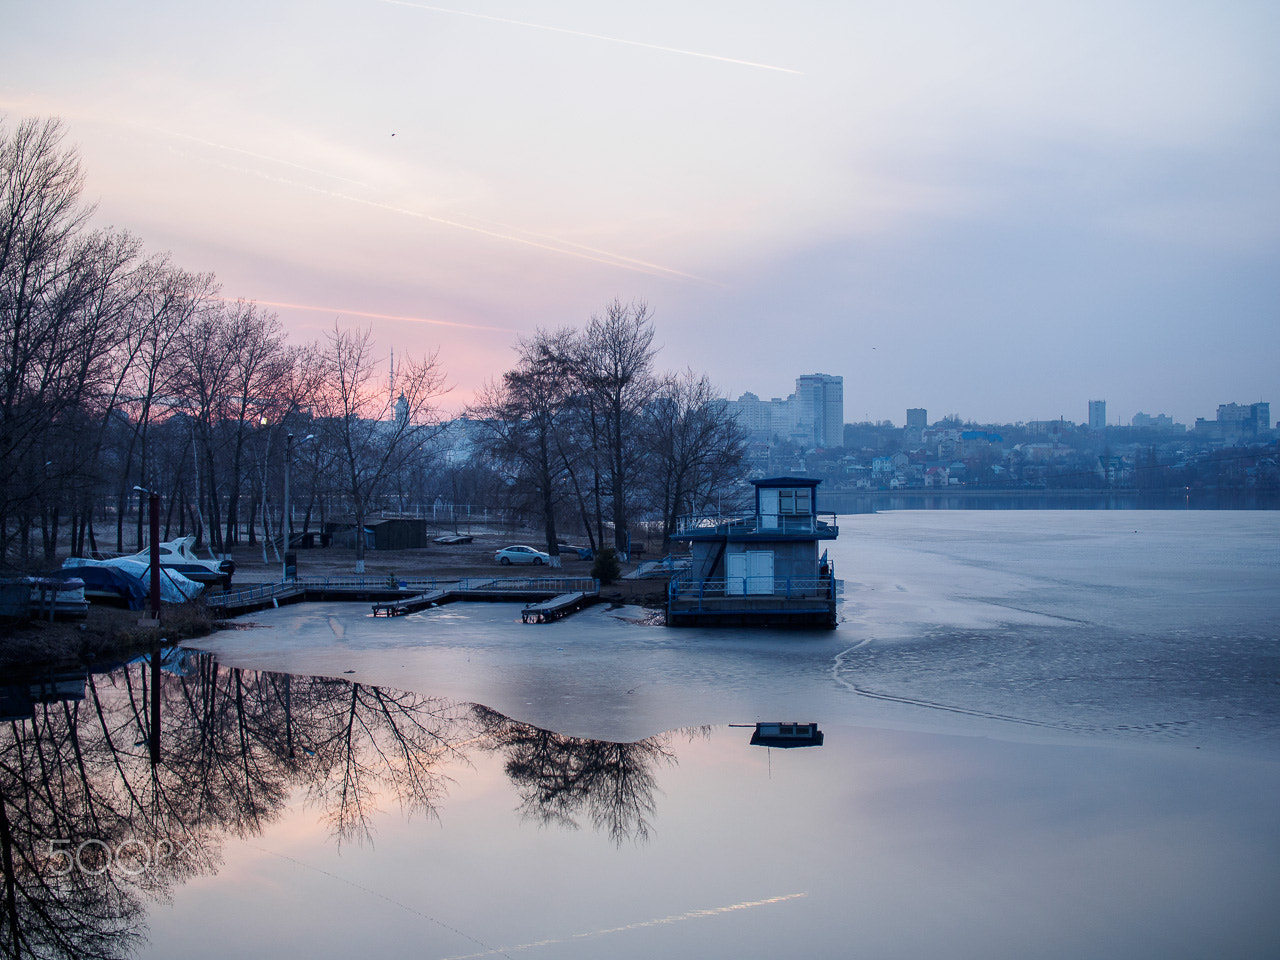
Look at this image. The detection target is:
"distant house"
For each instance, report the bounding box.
[924,466,949,488]
[667,477,839,628]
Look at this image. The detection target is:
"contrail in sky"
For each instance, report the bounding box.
[179,145,705,281]
[173,132,373,189]
[377,0,803,74]
[219,297,514,333]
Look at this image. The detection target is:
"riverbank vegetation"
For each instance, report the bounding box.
[0,603,221,674]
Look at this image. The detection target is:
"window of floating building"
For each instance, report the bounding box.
[777,488,811,515]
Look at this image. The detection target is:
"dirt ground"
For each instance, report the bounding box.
[1,527,668,673]
[227,527,668,607]
[227,527,600,584]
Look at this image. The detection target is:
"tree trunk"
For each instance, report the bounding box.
[41,505,59,563]
[354,499,366,573]
[610,399,628,556]
[203,443,224,554]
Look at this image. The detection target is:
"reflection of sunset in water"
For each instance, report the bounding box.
[0,656,691,959]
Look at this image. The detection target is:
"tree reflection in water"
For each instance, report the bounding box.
[472,705,686,845]
[0,652,685,958]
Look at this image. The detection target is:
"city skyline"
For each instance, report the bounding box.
[726,377,1266,434]
[4,1,1277,425]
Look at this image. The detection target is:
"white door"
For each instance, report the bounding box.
[726,553,748,595]
[759,489,779,529]
[746,551,774,594]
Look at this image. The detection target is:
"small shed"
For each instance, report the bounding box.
[324,522,374,551]
[369,518,429,551]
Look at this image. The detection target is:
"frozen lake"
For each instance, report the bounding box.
[3,511,1277,958]
[194,510,1280,753]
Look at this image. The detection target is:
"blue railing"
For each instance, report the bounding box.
[457,577,598,593]
[207,580,303,608]
[674,512,839,537]
[208,576,442,608]
[635,556,693,577]
[668,575,836,603]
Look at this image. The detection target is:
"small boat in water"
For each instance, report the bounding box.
[749,722,824,748]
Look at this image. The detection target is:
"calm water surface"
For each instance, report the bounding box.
[3,511,1278,958]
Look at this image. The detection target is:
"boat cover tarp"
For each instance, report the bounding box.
[61,557,203,602]
[45,566,150,610]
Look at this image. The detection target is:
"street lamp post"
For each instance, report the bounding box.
[133,485,161,621]
[134,483,162,763]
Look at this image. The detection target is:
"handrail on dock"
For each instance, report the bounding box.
[457,577,598,593]
[206,580,303,608]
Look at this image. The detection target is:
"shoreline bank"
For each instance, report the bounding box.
[0,531,663,673]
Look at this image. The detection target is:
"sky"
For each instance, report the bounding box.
[4,0,1278,426]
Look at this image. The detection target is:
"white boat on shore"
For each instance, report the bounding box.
[66,537,234,589]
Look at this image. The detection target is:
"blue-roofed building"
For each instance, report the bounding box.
[667,477,839,628]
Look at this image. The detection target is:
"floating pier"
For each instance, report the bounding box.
[371,589,451,617]
[520,591,593,623]
[208,576,599,619]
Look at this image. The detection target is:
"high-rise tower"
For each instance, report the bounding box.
[796,374,844,448]
[1088,400,1106,430]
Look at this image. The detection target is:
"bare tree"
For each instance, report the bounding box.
[645,369,747,554]
[578,298,658,557]
[473,328,576,566]
[34,228,143,562]
[0,116,113,564]
[171,296,239,554]
[213,302,293,550]
[315,323,447,572]
[113,261,217,552]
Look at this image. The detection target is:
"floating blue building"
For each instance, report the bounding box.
[667,477,839,628]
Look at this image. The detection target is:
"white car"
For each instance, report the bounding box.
[494,545,550,565]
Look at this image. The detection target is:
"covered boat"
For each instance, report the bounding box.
[44,566,149,609]
[61,556,204,602]
[125,536,234,588]
[26,577,89,620]
[65,536,231,590]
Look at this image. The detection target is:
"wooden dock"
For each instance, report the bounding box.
[521,592,593,623]
[209,576,599,619]
[205,581,307,615]
[371,589,451,617]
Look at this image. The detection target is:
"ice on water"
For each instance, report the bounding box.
[193,510,1280,754]
[142,510,1280,959]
